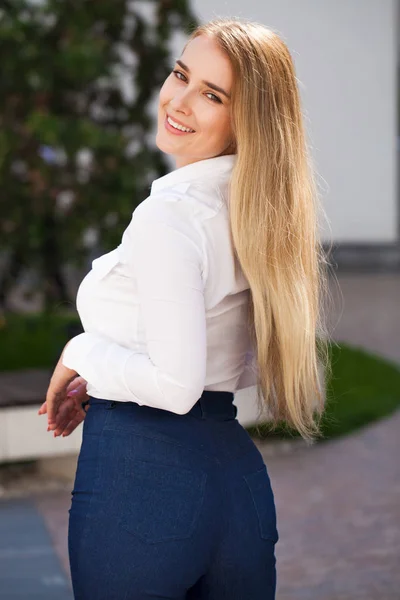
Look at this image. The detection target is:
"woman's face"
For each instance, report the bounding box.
[156,35,234,168]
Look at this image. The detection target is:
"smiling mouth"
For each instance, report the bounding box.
[166,114,195,133]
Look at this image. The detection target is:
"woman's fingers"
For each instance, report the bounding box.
[52,398,78,435]
[66,376,87,395]
[38,378,84,418]
[55,396,75,420]
[38,401,47,415]
[53,407,81,436]
[59,409,88,437]
[67,377,89,412]
[69,387,89,407]
[52,397,90,437]
[46,345,77,430]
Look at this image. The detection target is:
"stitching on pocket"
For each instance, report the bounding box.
[243,465,279,543]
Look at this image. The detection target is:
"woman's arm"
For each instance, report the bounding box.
[62,204,207,415]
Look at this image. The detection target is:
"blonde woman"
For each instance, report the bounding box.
[39,17,330,599]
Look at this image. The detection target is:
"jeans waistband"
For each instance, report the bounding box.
[88,390,237,421]
[188,390,237,421]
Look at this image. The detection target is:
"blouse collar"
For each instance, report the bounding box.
[151,154,236,195]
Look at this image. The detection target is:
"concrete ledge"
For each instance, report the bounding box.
[0,405,82,463]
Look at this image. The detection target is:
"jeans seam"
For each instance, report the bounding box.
[102,426,220,465]
[243,468,279,543]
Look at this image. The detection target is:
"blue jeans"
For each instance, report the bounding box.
[68,390,279,599]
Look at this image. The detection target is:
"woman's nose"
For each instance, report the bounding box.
[169,90,192,115]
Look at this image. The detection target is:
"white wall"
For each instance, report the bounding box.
[170,0,398,244]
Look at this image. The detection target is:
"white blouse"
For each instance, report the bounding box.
[62,154,258,415]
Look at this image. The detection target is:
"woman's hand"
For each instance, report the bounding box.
[38,375,89,437]
[38,343,88,436]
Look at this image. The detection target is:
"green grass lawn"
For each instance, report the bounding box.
[247,342,400,441]
[1,313,400,441]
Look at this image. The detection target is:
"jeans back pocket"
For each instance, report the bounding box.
[120,458,207,544]
[243,465,279,543]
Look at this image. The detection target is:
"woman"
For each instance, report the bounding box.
[39,17,330,599]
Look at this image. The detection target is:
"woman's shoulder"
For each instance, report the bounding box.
[133,178,228,225]
[127,190,204,249]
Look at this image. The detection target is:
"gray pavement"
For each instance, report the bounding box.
[270,407,400,600]
[0,499,72,599]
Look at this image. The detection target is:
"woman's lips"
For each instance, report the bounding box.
[164,115,195,136]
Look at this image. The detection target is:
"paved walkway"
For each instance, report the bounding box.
[0,498,72,599]
[270,408,400,599]
[0,273,399,599]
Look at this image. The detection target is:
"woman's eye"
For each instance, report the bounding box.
[206,92,222,103]
[172,70,221,103]
[173,70,187,82]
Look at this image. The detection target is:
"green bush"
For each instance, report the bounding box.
[0,312,80,371]
[0,1,197,310]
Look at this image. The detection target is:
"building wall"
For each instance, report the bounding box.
[170,0,398,245]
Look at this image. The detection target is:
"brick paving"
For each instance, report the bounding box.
[0,498,72,599]
[34,492,73,583]
[269,408,400,599]
[327,273,400,365]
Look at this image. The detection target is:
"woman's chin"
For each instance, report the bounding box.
[155,133,178,155]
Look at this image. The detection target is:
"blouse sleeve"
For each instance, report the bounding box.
[62,203,207,415]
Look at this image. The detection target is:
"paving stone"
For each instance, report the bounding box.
[0,498,72,599]
[266,408,400,599]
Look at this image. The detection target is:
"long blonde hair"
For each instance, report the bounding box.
[187,18,333,441]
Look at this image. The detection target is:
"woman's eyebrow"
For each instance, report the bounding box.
[176,59,231,99]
